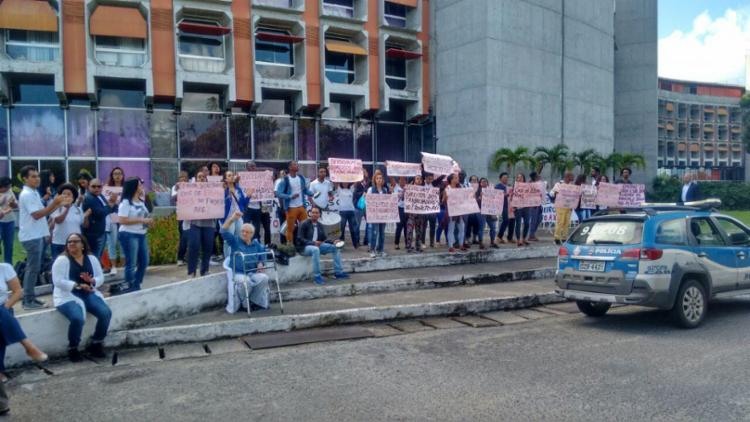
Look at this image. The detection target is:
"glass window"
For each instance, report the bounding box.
[182,92,223,112]
[5,29,59,62]
[99,160,152,192]
[323,99,353,119]
[0,159,8,178]
[323,0,354,17]
[325,51,355,84]
[98,87,145,108]
[68,161,97,183]
[149,110,177,158]
[320,119,353,159]
[229,115,252,159]
[569,220,643,245]
[10,106,64,156]
[715,218,750,246]
[151,160,179,201]
[94,36,146,67]
[254,116,293,160]
[253,0,293,7]
[97,109,150,157]
[67,106,95,157]
[384,2,407,27]
[10,79,57,105]
[356,121,372,162]
[256,98,292,115]
[376,122,404,162]
[0,108,7,157]
[255,32,294,78]
[179,34,224,59]
[422,121,435,153]
[406,124,421,163]
[689,218,724,246]
[297,118,316,161]
[655,219,688,245]
[178,113,227,159]
[386,57,407,90]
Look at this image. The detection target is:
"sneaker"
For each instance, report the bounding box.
[85,342,106,359]
[314,275,326,285]
[22,301,45,311]
[68,347,84,363]
[209,260,219,266]
[176,260,186,267]
[33,298,46,306]
[379,252,387,258]
[334,272,350,280]
[369,252,377,258]
[109,267,118,276]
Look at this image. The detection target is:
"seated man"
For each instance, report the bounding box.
[221,211,270,311]
[297,206,349,285]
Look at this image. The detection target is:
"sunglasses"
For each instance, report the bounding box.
[90,184,102,188]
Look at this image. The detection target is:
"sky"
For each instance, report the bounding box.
[658,0,749,86]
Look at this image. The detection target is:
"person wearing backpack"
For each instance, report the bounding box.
[275,161,314,244]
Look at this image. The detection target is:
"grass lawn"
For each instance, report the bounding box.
[725,211,750,226]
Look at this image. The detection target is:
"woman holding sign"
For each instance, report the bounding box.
[476,178,497,249]
[117,178,152,293]
[367,173,390,258]
[513,173,531,247]
[442,174,467,253]
[223,171,249,260]
[404,175,427,253]
[104,167,124,273]
[186,171,218,278]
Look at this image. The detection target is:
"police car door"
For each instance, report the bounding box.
[713,216,750,289]
[688,217,738,293]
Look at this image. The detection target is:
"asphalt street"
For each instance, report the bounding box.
[6,298,750,421]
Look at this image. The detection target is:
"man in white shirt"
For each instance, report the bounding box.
[309,167,335,209]
[18,166,69,309]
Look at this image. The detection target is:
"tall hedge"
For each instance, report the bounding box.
[649,175,750,210]
[147,214,180,265]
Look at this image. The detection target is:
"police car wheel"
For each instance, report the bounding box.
[576,301,611,317]
[672,279,706,329]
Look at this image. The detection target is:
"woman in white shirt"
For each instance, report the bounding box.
[50,184,89,258]
[0,177,17,265]
[0,263,48,381]
[52,233,111,362]
[337,183,359,248]
[117,178,153,293]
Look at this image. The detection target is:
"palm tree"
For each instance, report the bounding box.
[619,152,647,173]
[573,148,602,176]
[534,144,569,179]
[491,146,533,176]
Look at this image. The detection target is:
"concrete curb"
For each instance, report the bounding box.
[277,267,557,302]
[105,291,566,348]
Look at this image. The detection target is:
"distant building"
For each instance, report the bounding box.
[657,77,746,181]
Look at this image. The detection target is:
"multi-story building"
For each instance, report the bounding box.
[657,77,745,181]
[0,0,434,190]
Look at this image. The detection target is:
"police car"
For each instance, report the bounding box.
[555,199,750,328]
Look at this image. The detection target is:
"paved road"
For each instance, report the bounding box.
[6,298,750,421]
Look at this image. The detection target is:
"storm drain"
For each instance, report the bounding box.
[241,326,374,350]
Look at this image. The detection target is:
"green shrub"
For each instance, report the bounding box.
[148,214,180,265]
[649,175,750,210]
[648,175,681,202]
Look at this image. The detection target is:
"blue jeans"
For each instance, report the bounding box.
[0,307,26,372]
[50,243,65,259]
[20,237,43,303]
[529,206,543,237]
[436,208,446,242]
[425,213,437,246]
[368,224,385,253]
[0,222,14,265]
[177,221,188,262]
[354,209,366,244]
[119,231,149,291]
[478,215,497,243]
[447,216,465,248]
[514,207,530,241]
[187,225,214,276]
[84,232,107,261]
[56,293,112,348]
[303,243,344,277]
[339,211,359,247]
[107,223,120,260]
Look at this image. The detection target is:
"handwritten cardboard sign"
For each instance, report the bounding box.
[618,184,646,208]
[386,161,422,177]
[580,185,598,209]
[207,175,223,183]
[404,185,440,214]
[365,193,400,223]
[554,184,582,209]
[595,183,622,208]
[238,170,274,202]
[421,152,455,176]
[510,182,544,208]
[329,158,363,183]
[481,188,505,216]
[447,188,480,217]
[102,186,122,202]
[176,182,225,221]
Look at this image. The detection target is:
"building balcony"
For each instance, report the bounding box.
[252,19,307,104]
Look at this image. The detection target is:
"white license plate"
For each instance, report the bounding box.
[579,261,606,272]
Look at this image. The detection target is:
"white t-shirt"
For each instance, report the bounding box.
[0,263,16,304]
[118,199,149,235]
[681,184,690,202]
[287,175,303,208]
[18,185,49,242]
[310,179,334,209]
[338,186,355,212]
[51,205,83,245]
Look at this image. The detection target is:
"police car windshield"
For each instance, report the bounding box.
[569,220,643,245]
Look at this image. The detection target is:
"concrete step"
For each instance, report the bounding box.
[105,279,564,349]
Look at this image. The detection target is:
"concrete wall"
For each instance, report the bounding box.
[433,0,616,179]
[613,0,658,184]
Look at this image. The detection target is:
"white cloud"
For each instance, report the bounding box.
[658,8,750,86]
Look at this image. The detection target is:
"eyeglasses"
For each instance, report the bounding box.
[66,239,82,244]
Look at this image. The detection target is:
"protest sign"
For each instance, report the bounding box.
[237,170,275,202]
[176,182,225,220]
[447,188,479,217]
[386,161,422,177]
[421,152,455,176]
[102,186,123,222]
[481,188,504,216]
[404,185,440,214]
[580,185,598,209]
[595,183,622,208]
[618,184,646,207]
[207,175,223,183]
[510,182,544,208]
[470,182,479,192]
[329,158,363,183]
[554,184,582,209]
[365,193,400,223]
